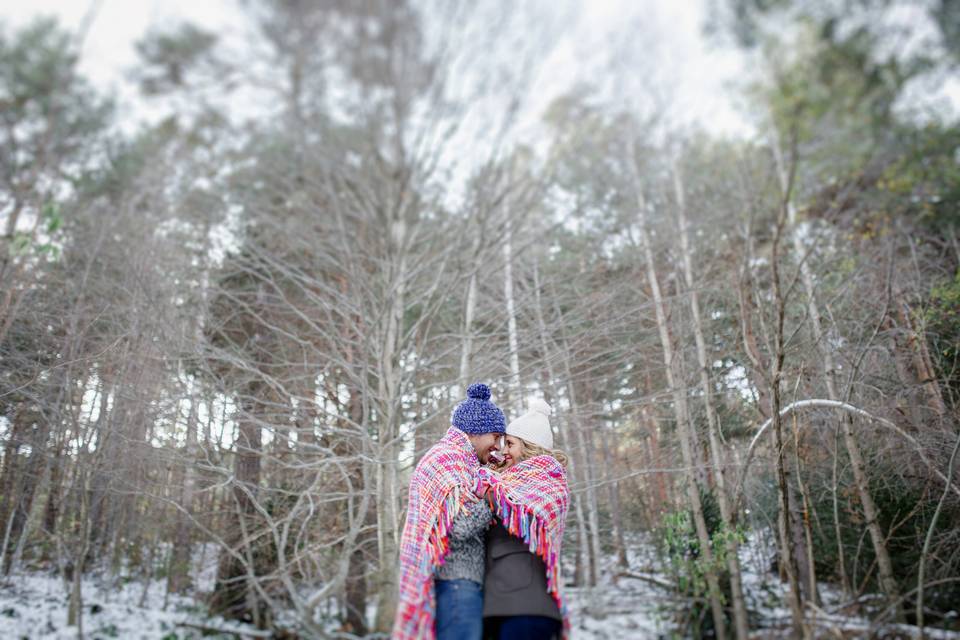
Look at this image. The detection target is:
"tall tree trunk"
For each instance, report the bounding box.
[459,271,478,391]
[895,294,947,420]
[210,387,263,622]
[561,366,602,587]
[830,422,852,598]
[598,415,628,569]
[770,211,808,639]
[552,286,604,587]
[0,404,29,569]
[532,261,593,586]
[344,386,369,635]
[373,215,407,632]
[641,373,672,515]
[790,413,820,606]
[737,217,819,614]
[773,142,901,612]
[503,223,522,412]
[673,164,750,639]
[459,225,482,393]
[2,405,50,574]
[630,155,728,639]
[168,379,199,595]
[42,437,64,539]
[67,501,90,637]
[344,542,369,635]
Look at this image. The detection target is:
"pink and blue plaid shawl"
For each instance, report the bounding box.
[477,455,571,636]
[393,426,480,640]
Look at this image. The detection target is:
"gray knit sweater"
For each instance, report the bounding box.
[434,500,492,585]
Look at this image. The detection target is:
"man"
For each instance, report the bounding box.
[393,383,506,640]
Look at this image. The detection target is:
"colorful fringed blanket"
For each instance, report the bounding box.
[393,426,480,640]
[476,455,571,636]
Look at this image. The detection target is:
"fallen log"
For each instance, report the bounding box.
[614,571,676,590]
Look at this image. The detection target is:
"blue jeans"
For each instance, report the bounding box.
[489,615,563,640]
[435,578,483,640]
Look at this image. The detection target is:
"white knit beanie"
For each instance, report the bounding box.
[506,399,554,449]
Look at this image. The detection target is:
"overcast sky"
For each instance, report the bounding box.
[2,0,755,138]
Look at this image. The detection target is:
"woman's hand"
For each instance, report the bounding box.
[472,466,500,498]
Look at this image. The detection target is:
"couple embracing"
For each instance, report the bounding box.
[393,383,571,640]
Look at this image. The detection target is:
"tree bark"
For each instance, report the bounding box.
[532,260,594,587]
[459,221,483,394]
[344,385,369,635]
[789,412,820,606]
[770,208,808,639]
[210,386,263,622]
[673,163,750,639]
[895,294,947,420]
[459,271,478,392]
[550,278,603,586]
[168,379,199,595]
[503,223,522,412]
[631,153,728,639]
[372,215,407,632]
[561,365,602,587]
[598,414,628,569]
[772,140,901,613]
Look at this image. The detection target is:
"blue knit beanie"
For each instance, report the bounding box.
[452,383,506,435]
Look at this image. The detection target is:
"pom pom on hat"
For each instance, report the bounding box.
[528,398,551,416]
[507,398,554,449]
[452,382,506,435]
[466,383,491,401]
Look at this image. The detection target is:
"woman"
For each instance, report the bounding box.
[476,399,570,640]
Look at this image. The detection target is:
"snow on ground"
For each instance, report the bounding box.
[738,528,794,624]
[5,531,957,639]
[567,529,960,639]
[0,547,674,639]
[0,544,261,640]
[736,529,960,639]
[0,538,675,639]
[565,536,674,639]
[0,570,267,639]
[566,581,671,636]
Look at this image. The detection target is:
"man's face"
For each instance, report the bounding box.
[468,432,500,464]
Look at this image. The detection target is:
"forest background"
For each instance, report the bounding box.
[2,0,960,638]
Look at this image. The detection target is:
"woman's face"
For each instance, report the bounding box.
[501,435,524,469]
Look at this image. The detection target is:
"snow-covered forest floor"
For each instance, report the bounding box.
[0,570,243,639]
[2,532,958,639]
[0,544,258,639]
[0,536,669,639]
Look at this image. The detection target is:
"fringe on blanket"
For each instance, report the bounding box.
[429,485,464,567]
[401,485,468,637]
[483,481,569,633]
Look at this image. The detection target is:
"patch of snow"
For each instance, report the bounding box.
[0,570,262,639]
[191,543,220,595]
[564,535,671,638]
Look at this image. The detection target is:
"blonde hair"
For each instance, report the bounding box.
[496,436,568,470]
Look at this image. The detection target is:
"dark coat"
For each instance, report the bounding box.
[481,520,561,620]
